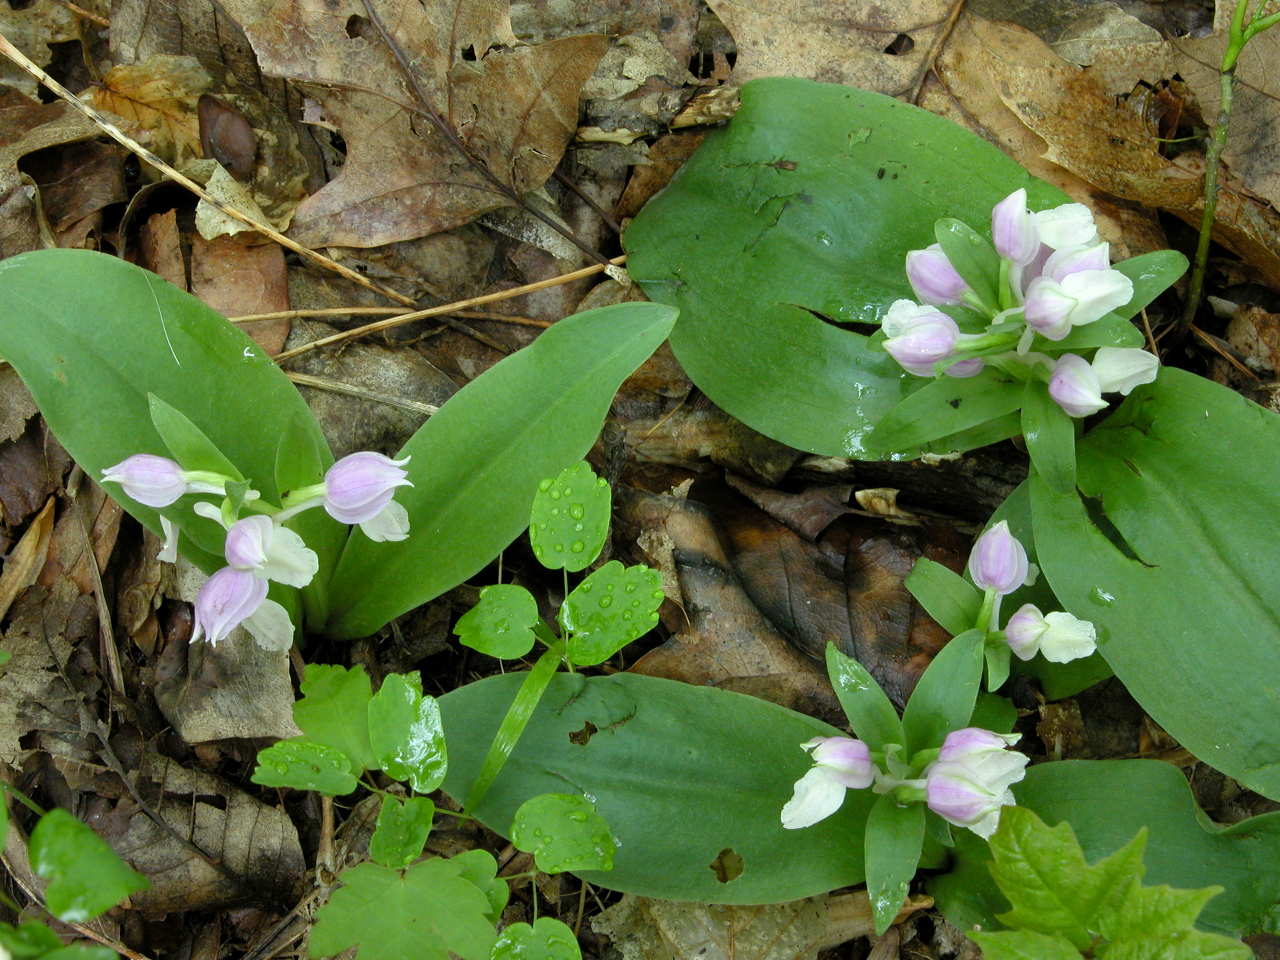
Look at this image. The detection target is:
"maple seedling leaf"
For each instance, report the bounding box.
[974,807,1251,960]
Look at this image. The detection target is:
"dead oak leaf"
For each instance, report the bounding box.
[223,0,607,247]
[82,54,213,167]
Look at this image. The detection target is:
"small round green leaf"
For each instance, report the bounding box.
[453,849,510,923]
[368,673,448,793]
[491,918,582,959]
[369,795,435,869]
[561,562,662,666]
[29,809,149,922]
[511,794,616,874]
[454,584,539,659]
[529,461,611,572]
[252,738,358,796]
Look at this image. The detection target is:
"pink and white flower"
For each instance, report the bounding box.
[924,727,1028,838]
[323,452,413,542]
[780,736,876,829]
[968,521,1029,596]
[1004,604,1097,663]
[101,454,227,508]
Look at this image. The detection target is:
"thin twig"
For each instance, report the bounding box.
[1139,307,1159,356]
[59,0,109,26]
[553,167,622,235]
[274,254,626,364]
[232,306,550,328]
[1189,323,1261,380]
[359,0,612,267]
[0,34,415,307]
[910,0,967,104]
[286,372,440,415]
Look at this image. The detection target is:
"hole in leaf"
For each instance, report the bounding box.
[344,15,369,38]
[460,44,478,61]
[568,721,598,746]
[883,33,915,55]
[709,848,744,883]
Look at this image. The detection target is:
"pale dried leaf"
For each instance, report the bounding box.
[0,0,78,98]
[0,497,54,623]
[0,583,82,765]
[189,234,290,353]
[83,54,214,168]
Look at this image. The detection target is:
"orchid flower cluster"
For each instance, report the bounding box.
[884,188,1160,418]
[101,451,412,649]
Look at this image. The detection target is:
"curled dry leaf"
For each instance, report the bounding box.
[221,0,608,247]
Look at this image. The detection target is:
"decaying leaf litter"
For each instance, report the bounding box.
[1,0,1279,956]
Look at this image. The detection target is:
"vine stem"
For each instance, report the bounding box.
[1181,0,1280,327]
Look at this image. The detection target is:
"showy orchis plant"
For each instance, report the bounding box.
[101,449,411,649]
[887,188,1158,416]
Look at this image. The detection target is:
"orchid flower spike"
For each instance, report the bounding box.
[190,566,294,650]
[225,515,319,588]
[323,451,413,542]
[101,454,228,508]
[905,244,967,306]
[1048,348,1158,418]
[1005,603,1098,663]
[781,736,876,830]
[968,521,1030,596]
[991,189,1040,265]
[924,728,1029,838]
[881,300,961,377]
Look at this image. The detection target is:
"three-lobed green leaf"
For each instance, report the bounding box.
[29,809,149,923]
[294,665,376,775]
[369,795,435,869]
[511,793,616,874]
[367,673,448,794]
[529,461,611,572]
[454,584,540,660]
[252,739,358,796]
[561,562,663,666]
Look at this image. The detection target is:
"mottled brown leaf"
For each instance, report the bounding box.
[189,234,290,354]
[83,54,213,167]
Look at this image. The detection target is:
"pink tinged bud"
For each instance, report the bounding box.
[102,454,187,507]
[925,727,1028,839]
[1033,203,1098,250]
[1091,347,1158,396]
[906,244,967,305]
[323,451,413,525]
[1023,277,1077,340]
[781,736,875,829]
[991,188,1040,265]
[1044,241,1111,282]
[1049,354,1107,418]
[944,357,985,378]
[968,520,1029,596]
[225,515,319,588]
[882,300,959,377]
[805,736,876,789]
[191,567,268,646]
[1024,269,1133,340]
[1004,603,1049,660]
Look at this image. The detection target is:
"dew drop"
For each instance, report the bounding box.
[538,478,553,492]
[550,506,561,517]
[599,596,613,609]
[554,543,565,552]
[571,540,585,553]
[569,503,585,519]
[624,582,636,593]
[622,610,633,620]
[549,489,562,500]
[580,583,592,593]
[574,522,584,532]
[606,582,615,591]
[651,590,665,599]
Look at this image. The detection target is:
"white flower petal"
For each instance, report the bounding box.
[261,525,320,587]
[359,499,410,542]
[157,516,179,563]
[1040,612,1098,663]
[244,599,295,651]
[781,767,848,830]
[1091,347,1159,396]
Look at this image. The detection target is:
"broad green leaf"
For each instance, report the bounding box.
[824,644,903,751]
[930,760,1280,938]
[0,249,334,577]
[1050,314,1144,352]
[148,393,243,479]
[934,218,1000,310]
[29,809,149,922]
[904,558,981,637]
[1103,931,1251,960]
[454,584,539,660]
[989,807,1145,950]
[1030,369,1280,798]
[971,692,1018,734]
[452,850,509,923]
[368,673,447,793]
[251,738,358,796]
[864,795,924,934]
[624,77,1070,459]
[0,920,62,956]
[1109,250,1190,322]
[441,672,873,903]
[864,370,1024,456]
[984,640,1011,691]
[309,860,497,960]
[561,562,663,666]
[1021,381,1076,494]
[529,461,611,572]
[491,918,581,960]
[294,664,375,775]
[511,793,616,873]
[900,629,983,754]
[969,929,1081,960]
[369,795,435,869]
[324,302,676,638]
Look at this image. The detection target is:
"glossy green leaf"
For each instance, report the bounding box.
[864,370,1025,456]
[624,77,1069,459]
[294,664,375,775]
[252,738,358,796]
[864,795,924,934]
[529,461,611,572]
[324,302,676,638]
[905,558,981,637]
[454,584,539,660]
[453,850,509,923]
[1030,369,1280,798]
[491,918,581,960]
[1021,381,1076,494]
[29,809,149,922]
[969,929,1081,960]
[511,793,616,874]
[441,672,873,903]
[0,249,334,578]
[971,692,1017,734]
[562,562,663,666]
[369,795,435,869]
[368,673,447,793]
[1108,250,1190,322]
[824,644,903,751]
[309,860,497,960]
[984,640,1012,691]
[935,218,1000,310]
[930,759,1280,937]
[900,629,983,754]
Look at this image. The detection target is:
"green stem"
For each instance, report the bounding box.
[465,644,564,811]
[1,781,47,816]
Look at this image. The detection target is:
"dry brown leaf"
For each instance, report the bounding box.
[0,497,54,623]
[0,0,78,98]
[189,234,290,354]
[707,0,954,95]
[28,141,126,233]
[0,366,38,444]
[37,483,122,597]
[0,418,65,526]
[83,54,213,168]
[221,0,607,247]
[139,208,187,290]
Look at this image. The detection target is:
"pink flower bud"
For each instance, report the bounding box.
[906,244,967,305]
[1004,603,1049,660]
[102,454,188,507]
[323,451,413,525]
[805,736,876,789]
[1043,241,1111,282]
[925,727,1028,838]
[1048,353,1107,418]
[191,567,267,645]
[781,736,876,829]
[968,520,1029,596]
[882,300,959,377]
[991,189,1040,265]
[1024,267,1132,341]
[944,357,985,378]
